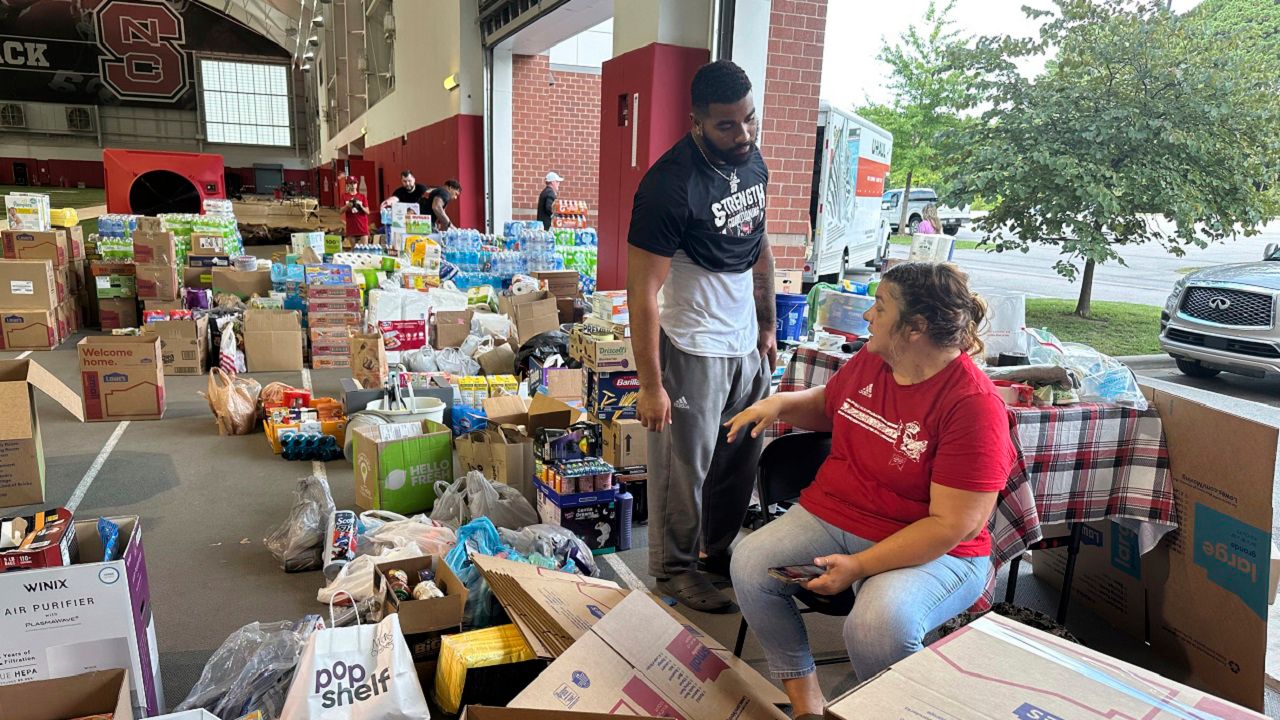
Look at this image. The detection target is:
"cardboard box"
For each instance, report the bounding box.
[244,309,304,372]
[499,290,560,344]
[477,339,517,376]
[307,296,363,314]
[186,254,231,269]
[0,669,133,720]
[77,335,165,421]
[584,369,639,420]
[601,417,646,467]
[532,270,580,298]
[0,517,164,716]
[0,259,57,309]
[0,359,84,506]
[136,216,164,233]
[92,261,136,299]
[353,420,454,515]
[0,507,77,572]
[134,263,179,301]
[539,367,585,402]
[455,425,537,505]
[433,308,473,350]
[98,297,139,330]
[190,232,232,255]
[131,231,176,265]
[536,484,619,554]
[572,331,635,372]
[463,708,660,720]
[2,229,67,266]
[0,309,58,350]
[65,224,85,261]
[589,290,628,324]
[183,266,212,289]
[774,269,802,295]
[824,613,1263,720]
[143,298,185,314]
[377,555,467,664]
[211,267,271,300]
[510,591,786,719]
[141,317,208,375]
[483,394,575,439]
[305,284,362,300]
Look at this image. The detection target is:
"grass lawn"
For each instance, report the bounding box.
[0,185,105,211]
[1024,298,1162,356]
[888,234,986,251]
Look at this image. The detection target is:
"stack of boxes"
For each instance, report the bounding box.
[304,263,361,369]
[0,193,78,348]
[570,288,647,525]
[132,217,180,312]
[532,422,622,555]
[91,214,138,330]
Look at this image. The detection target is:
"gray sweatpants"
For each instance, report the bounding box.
[648,332,771,577]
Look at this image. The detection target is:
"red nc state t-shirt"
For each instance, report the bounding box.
[799,350,1016,557]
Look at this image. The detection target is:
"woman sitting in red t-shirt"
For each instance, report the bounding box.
[726,262,1016,715]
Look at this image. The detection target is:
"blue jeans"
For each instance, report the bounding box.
[730,504,990,681]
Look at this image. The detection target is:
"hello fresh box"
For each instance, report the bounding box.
[0,516,163,717]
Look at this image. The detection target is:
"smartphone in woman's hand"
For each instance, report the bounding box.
[767,564,826,584]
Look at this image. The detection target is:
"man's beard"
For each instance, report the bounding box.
[707,139,756,167]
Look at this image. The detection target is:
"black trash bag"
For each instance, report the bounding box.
[514,329,572,381]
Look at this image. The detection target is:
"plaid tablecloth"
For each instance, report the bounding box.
[767,347,1177,609]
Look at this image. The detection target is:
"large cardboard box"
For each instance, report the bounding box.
[377,555,467,666]
[1033,380,1277,711]
[510,591,787,719]
[135,263,179,301]
[455,425,537,505]
[601,417,646,467]
[131,231,176,265]
[77,335,165,421]
[0,259,57,309]
[531,270,580,299]
[0,517,164,716]
[211,267,271,300]
[823,613,1262,720]
[353,420,453,515]
[499,290,560,344]
[464,708,659,720]
[0,360,83,506]
[65,224,85,261]
[2,229,67,266]
[141,317,208,375]
[584,369,639,420]
[92,261,136,299]
[183,266,212,290]
[0,309,58,350]
[432,308,473,350]
[244,309,304,372]
[536,483,619,554]
[571,330,635,372]
[98,297,139,330]
[0,669,132,720]
[482,394,575,438]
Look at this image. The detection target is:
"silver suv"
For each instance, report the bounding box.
[1160,245,1280,378]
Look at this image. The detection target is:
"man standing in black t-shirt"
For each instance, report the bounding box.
[538,171,563,230]
[382,170,429,213]
[427,179,462,231]
[626,60,776,615]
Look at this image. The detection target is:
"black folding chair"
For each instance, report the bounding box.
[733,431,855,665]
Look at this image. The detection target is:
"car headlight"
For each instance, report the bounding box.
[1165,277,1189,315]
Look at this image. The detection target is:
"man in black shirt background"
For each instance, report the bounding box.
[382,170,428,211]
[538,171,563,230]
[427,179,462,231]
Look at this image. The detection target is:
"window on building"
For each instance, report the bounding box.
[0,103,25,128]
[200,59,291,147]
[66,107,93,132]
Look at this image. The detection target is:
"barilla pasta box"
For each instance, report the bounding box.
[77,335,165,421]
[583,369,639,420]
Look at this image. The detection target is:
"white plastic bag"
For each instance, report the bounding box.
[317,544,421,608]
[364,516,456,557]
[981,291,1026,359]
[218,319,246,373]
[434,347,480,376]
[279,602,430,720]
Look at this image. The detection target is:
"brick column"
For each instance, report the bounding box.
[760,0,828,272]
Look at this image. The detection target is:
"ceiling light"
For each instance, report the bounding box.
[307,36,319,46]
[303,51,315,61]
[311,17,324,28]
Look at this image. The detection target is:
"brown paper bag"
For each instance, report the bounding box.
[350,331,389,389]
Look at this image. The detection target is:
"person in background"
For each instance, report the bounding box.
[626,59,775,614]
[539,171,564,230]
[725,262,1015,716]
[426,179,462,231]
[917,203,941,234]
[340,176,370,250]
[382,170,429,212]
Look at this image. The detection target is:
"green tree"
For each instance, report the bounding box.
[945,0,1280,316]
[1190,0,1280,62]
[859,0,971,233]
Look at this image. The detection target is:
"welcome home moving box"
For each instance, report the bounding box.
[0,359,83,507]
[0,669,132,720]
[824,613,1262,719]
[0,517,164,717]
[1034,380,1277,711]
[78,335,165,421]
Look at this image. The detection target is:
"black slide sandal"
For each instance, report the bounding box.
[657,571,739,614]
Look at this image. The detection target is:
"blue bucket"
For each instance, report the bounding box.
[776,293,808,342]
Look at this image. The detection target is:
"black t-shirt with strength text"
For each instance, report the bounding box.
[627,134,768,273]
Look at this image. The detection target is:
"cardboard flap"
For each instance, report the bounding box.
[24,360,84,421]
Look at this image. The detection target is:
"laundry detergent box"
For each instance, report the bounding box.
[0,516,164,717]
[77,335,165,421]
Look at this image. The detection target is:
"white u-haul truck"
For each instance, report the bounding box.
[802,102,893,284]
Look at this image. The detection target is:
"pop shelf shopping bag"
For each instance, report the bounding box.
[279,593,430,720]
